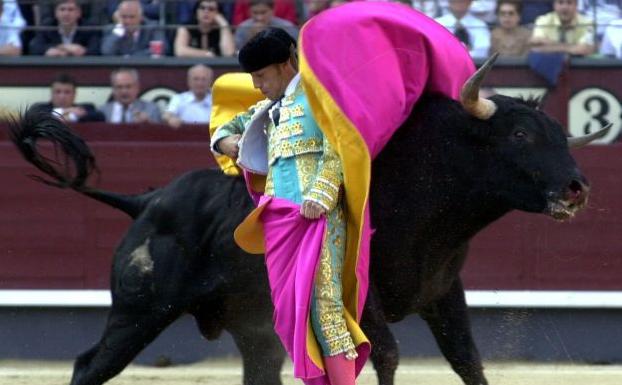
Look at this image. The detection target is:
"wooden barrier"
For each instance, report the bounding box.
[0,121,620,291]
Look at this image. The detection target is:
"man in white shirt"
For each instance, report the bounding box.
[163,64,214,129]
[99,68,162,123]
[435,0,491,58]
[0,0,23,56]
[600,18,622,58]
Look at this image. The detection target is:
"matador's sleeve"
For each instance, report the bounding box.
[304,137,343,212]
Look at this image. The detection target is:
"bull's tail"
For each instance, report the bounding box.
[7,106,151,219]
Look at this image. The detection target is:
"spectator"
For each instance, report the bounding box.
[234,0,298,50]
[470,0,497,24]
[577,0,621,36]
[174,0,235,57]
[530,0,595,56]
[34,73,105,122]
[163,64,214,129]
[490,0,531,57]
[413,0,448,18]
[232,0,297,26]
[100,68,161,123]
[104,0,162,22]
[435,0,491,58]
[29,0,100,56]
[0,0,22,56]
[38,0,110,26]
[600,18,622,58]
[100,0,167,57]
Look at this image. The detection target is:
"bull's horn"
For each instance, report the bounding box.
[460,53,499,120]
[567,123,612,148]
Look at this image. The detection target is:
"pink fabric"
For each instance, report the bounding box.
[259,196,370,384]
[324,353,356,385]
[301,2,476,158]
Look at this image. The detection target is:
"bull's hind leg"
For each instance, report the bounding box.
[228,320,286,385]
[420,278,488,385]
[361,286,399,385]
[69,306,181,385]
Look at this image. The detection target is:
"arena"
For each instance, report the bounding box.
[1,359,622,385]
[1,1,622,385]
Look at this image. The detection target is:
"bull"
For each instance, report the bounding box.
[8,57,608,385]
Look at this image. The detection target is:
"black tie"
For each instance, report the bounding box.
[454,22,471,49]
[121,105,128,123]
[272,96,284,126]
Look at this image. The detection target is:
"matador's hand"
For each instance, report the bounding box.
[218,134,241,158]
[300,200,326,219]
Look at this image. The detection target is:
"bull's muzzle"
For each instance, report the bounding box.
[547,178,590,221]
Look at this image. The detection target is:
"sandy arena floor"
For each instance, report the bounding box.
[1,359,621,385]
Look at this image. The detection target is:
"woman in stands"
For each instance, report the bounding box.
[174,0,235,57]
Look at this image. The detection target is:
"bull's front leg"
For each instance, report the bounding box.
[361,284,399,385]
[420,278,488,385]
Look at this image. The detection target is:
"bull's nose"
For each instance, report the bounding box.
[565,179,590,205]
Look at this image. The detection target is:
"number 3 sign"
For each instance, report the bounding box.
[569,88,621,144]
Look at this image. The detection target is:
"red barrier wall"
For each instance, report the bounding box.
[0,123,620,291]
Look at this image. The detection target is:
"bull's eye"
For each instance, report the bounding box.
[514,130,527,139]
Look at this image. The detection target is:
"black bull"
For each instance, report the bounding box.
[9,61,608,385]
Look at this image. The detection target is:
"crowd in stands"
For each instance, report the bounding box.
[4,0,622,130]
[0,0,620,59]
[33,64,214,128]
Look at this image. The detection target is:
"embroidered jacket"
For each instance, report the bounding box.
[211,80,343,211]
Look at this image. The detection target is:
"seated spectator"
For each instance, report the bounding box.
[413,0,447,18]
[435,0,491,58]
[530,0,595,56]
[34,73,105,122]
[38,0,110,26]
[29,0,100,56]
[232,0,297,26]
[163,64,214,129]
[490,0,531,57]
[100,68,161,123]
[174,0,235,57]
[234,0,298,50]
[101,0,167,57]
[577,0,621,36]
[600,18,622,59]
[0,0,22,56]
[104,0,162,22]
[470,0,497,24]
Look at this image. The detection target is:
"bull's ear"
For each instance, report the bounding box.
[519,96,544,111]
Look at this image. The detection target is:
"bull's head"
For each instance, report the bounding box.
[460,54,610,221]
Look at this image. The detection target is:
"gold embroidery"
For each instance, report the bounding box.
[269,138,323,165]
[278,108,291,123]
[270,122,304,141]
[291,104,305,118]
[311,205,355,356]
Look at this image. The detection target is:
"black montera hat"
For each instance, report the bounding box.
[238,28,297,73]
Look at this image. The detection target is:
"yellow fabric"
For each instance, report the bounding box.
[234,198,267,255]
[209,73,264,176]
[299,34,371,367]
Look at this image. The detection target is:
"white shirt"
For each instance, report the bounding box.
[166,91,213,124]
[110,102,134,123]
[435,12,491,59]
[0,1,24,49]
[600,19,622,58]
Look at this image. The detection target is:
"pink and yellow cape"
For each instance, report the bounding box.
[215,3,475,384]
